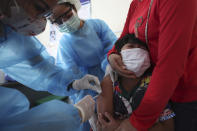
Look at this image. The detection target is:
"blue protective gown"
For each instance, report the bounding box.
[0,26,79,96]
[56,19,117,103]
[0,25,83,130]
[0,86,81,131]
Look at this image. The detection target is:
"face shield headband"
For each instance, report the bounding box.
[0,0,49,36]
[33,0,53,18]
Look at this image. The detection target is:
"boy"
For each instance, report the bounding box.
[97,34,175,131]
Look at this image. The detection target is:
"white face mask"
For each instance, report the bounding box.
[1,0,47,36]
[58,11,80,33]
[121,48,150,77]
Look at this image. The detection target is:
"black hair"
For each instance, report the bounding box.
[33,1,49,13]
[115,33,148,53]
[0,0,13,17]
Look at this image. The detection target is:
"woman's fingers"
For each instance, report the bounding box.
[104,112,114,122]
[108,54,123,70]
[109,54,136,78]
[115,55,126,69]
[98,113,108,126]
[98,112,121,131]
[115,63,136,78]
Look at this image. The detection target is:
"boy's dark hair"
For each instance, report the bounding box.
[115,34,148,53]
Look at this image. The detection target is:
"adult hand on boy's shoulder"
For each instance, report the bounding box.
[98,112,121,131]
[115,118,137,131]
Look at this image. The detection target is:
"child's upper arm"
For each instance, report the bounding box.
[100,74,113,96]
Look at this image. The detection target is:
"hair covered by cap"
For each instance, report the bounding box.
[58,0,81,10]
[0,0,13,17]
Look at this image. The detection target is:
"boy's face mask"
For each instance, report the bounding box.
[121,48,150,77]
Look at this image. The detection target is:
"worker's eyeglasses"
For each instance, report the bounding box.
[50,7,72,25]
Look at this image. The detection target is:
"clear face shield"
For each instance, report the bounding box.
[0,0,57,36]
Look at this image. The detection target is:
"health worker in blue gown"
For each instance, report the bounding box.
[51,0,117,104]
[0,0,98,130]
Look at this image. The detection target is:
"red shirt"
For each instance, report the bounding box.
[108,0,197,130]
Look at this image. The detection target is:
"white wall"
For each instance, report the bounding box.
[36,22,59,58]
[91,0,132,37]
[0,70,5,84]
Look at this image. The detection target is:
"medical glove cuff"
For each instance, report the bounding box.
[104,64,118,84]
[74,95,95,122]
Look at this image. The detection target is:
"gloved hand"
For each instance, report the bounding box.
[74,95,95,122]
[105,64,118,84]
[108,54,136,78]
[72,74,101,93]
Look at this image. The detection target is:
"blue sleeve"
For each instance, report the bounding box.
[1,100,81,131]
[93,19,117,72]
[56,36,86,80]
[2,50,79,96]
[0,86,81,131]
[0,27,79,96]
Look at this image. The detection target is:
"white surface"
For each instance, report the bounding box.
[0,70,5,84]
[91,0,132,37]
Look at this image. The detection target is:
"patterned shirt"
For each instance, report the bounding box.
[113,75,175,121]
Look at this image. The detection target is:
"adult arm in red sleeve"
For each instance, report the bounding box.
[107,1,137,57]
[107,1,138,78]
[130,0,197,130]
